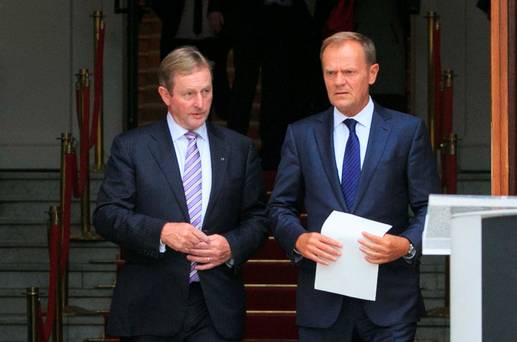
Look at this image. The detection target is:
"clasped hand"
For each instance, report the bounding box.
[160,222,232,270]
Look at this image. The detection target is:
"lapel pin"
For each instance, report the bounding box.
[220,157,225,161]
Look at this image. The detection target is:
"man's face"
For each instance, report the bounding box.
[321,40,379,116]
[158,66,212,130]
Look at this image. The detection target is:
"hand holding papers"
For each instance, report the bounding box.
[314,211,391,301]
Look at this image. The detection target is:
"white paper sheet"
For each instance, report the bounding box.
[314,211,391,301]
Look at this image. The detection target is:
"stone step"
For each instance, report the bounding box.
[416,316,450,342]
[0,263,116,290]
[0,288,113,315]
[0,200,96,222]
[0,240,117,265]
[0,313,105,342]
[0,222,98,244]
[0,171,103,201]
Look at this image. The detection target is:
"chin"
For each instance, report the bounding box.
[188,118,206,130]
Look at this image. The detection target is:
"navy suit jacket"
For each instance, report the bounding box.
[268,104,440,328]
[93,118,268,339]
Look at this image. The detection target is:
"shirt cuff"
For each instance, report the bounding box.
[159,240,166,253]
[293,248,304,263]
[225,258,235,268]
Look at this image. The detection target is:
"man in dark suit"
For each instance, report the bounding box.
[93,46,268,341]
[268,32,440,341]
[148,0,231,119]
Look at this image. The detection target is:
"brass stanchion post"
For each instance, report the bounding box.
[93,10,105,171]
[26,287,39,342]
[426,11,438,150]
[80,70,93,238]
[50,206,63,342]
[59,133,72,309]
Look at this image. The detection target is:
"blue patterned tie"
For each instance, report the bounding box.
[183,132,202,283]
[341,119,360,209]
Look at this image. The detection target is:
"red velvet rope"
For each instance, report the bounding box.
[441,83,453,141]
[35,222,60,341]
[61,153,74,271]
[90,22,105,148]
[441,84,456,194]
[432,23,442,148]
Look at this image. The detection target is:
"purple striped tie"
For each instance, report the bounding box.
[184,132,202,283]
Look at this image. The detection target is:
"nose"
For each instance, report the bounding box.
[193,93,203,108]
[335,72,347,86]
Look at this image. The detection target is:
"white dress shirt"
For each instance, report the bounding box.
[333,97,374,182]
[160,114,212,252]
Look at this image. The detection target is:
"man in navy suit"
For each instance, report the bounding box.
[269,32,440,341]
[93,46,268,341]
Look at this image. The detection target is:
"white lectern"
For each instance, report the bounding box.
[423,194,517,342]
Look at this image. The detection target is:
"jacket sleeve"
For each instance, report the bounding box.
[400,119,441,256]
[222,141,269,266]
[93,135,166,259]
[267,125,307,261]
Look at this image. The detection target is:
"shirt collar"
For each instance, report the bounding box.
[167,113,208,142]
[333,96,374,130]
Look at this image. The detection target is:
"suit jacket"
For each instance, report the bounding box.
[93,118,269,339]
[268,104,440,328]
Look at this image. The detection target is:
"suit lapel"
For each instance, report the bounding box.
[204,123,229,222]
[351,105,392,212]
[313,109,348,211]
[147,118,189,218]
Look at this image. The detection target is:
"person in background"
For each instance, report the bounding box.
[149,0,231,119]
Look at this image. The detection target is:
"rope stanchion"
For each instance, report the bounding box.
[426,11,439,150]
[26,287,40,342]
[71,69,101,241]
[91,10,105,171]
[45,207,60,341]
[441,70,457,195]
[80,69,90,197]
[432,20,443,151]
[29,207,61,342]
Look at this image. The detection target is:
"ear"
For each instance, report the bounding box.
[158,86,172,106]
[368,63,380,85]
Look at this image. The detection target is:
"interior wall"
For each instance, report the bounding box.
[0,0,123,169]
[411,0,491,172]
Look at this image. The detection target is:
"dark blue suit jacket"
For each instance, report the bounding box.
[268,104,440,328]
[93,119,268,339]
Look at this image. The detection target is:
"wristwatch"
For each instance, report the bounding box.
[405,242,416,259]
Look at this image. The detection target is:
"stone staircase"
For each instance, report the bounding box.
[0,171,116,341]
[0,170,468,341]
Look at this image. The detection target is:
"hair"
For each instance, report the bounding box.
[158,46,212,90]
[320,31,377,65]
